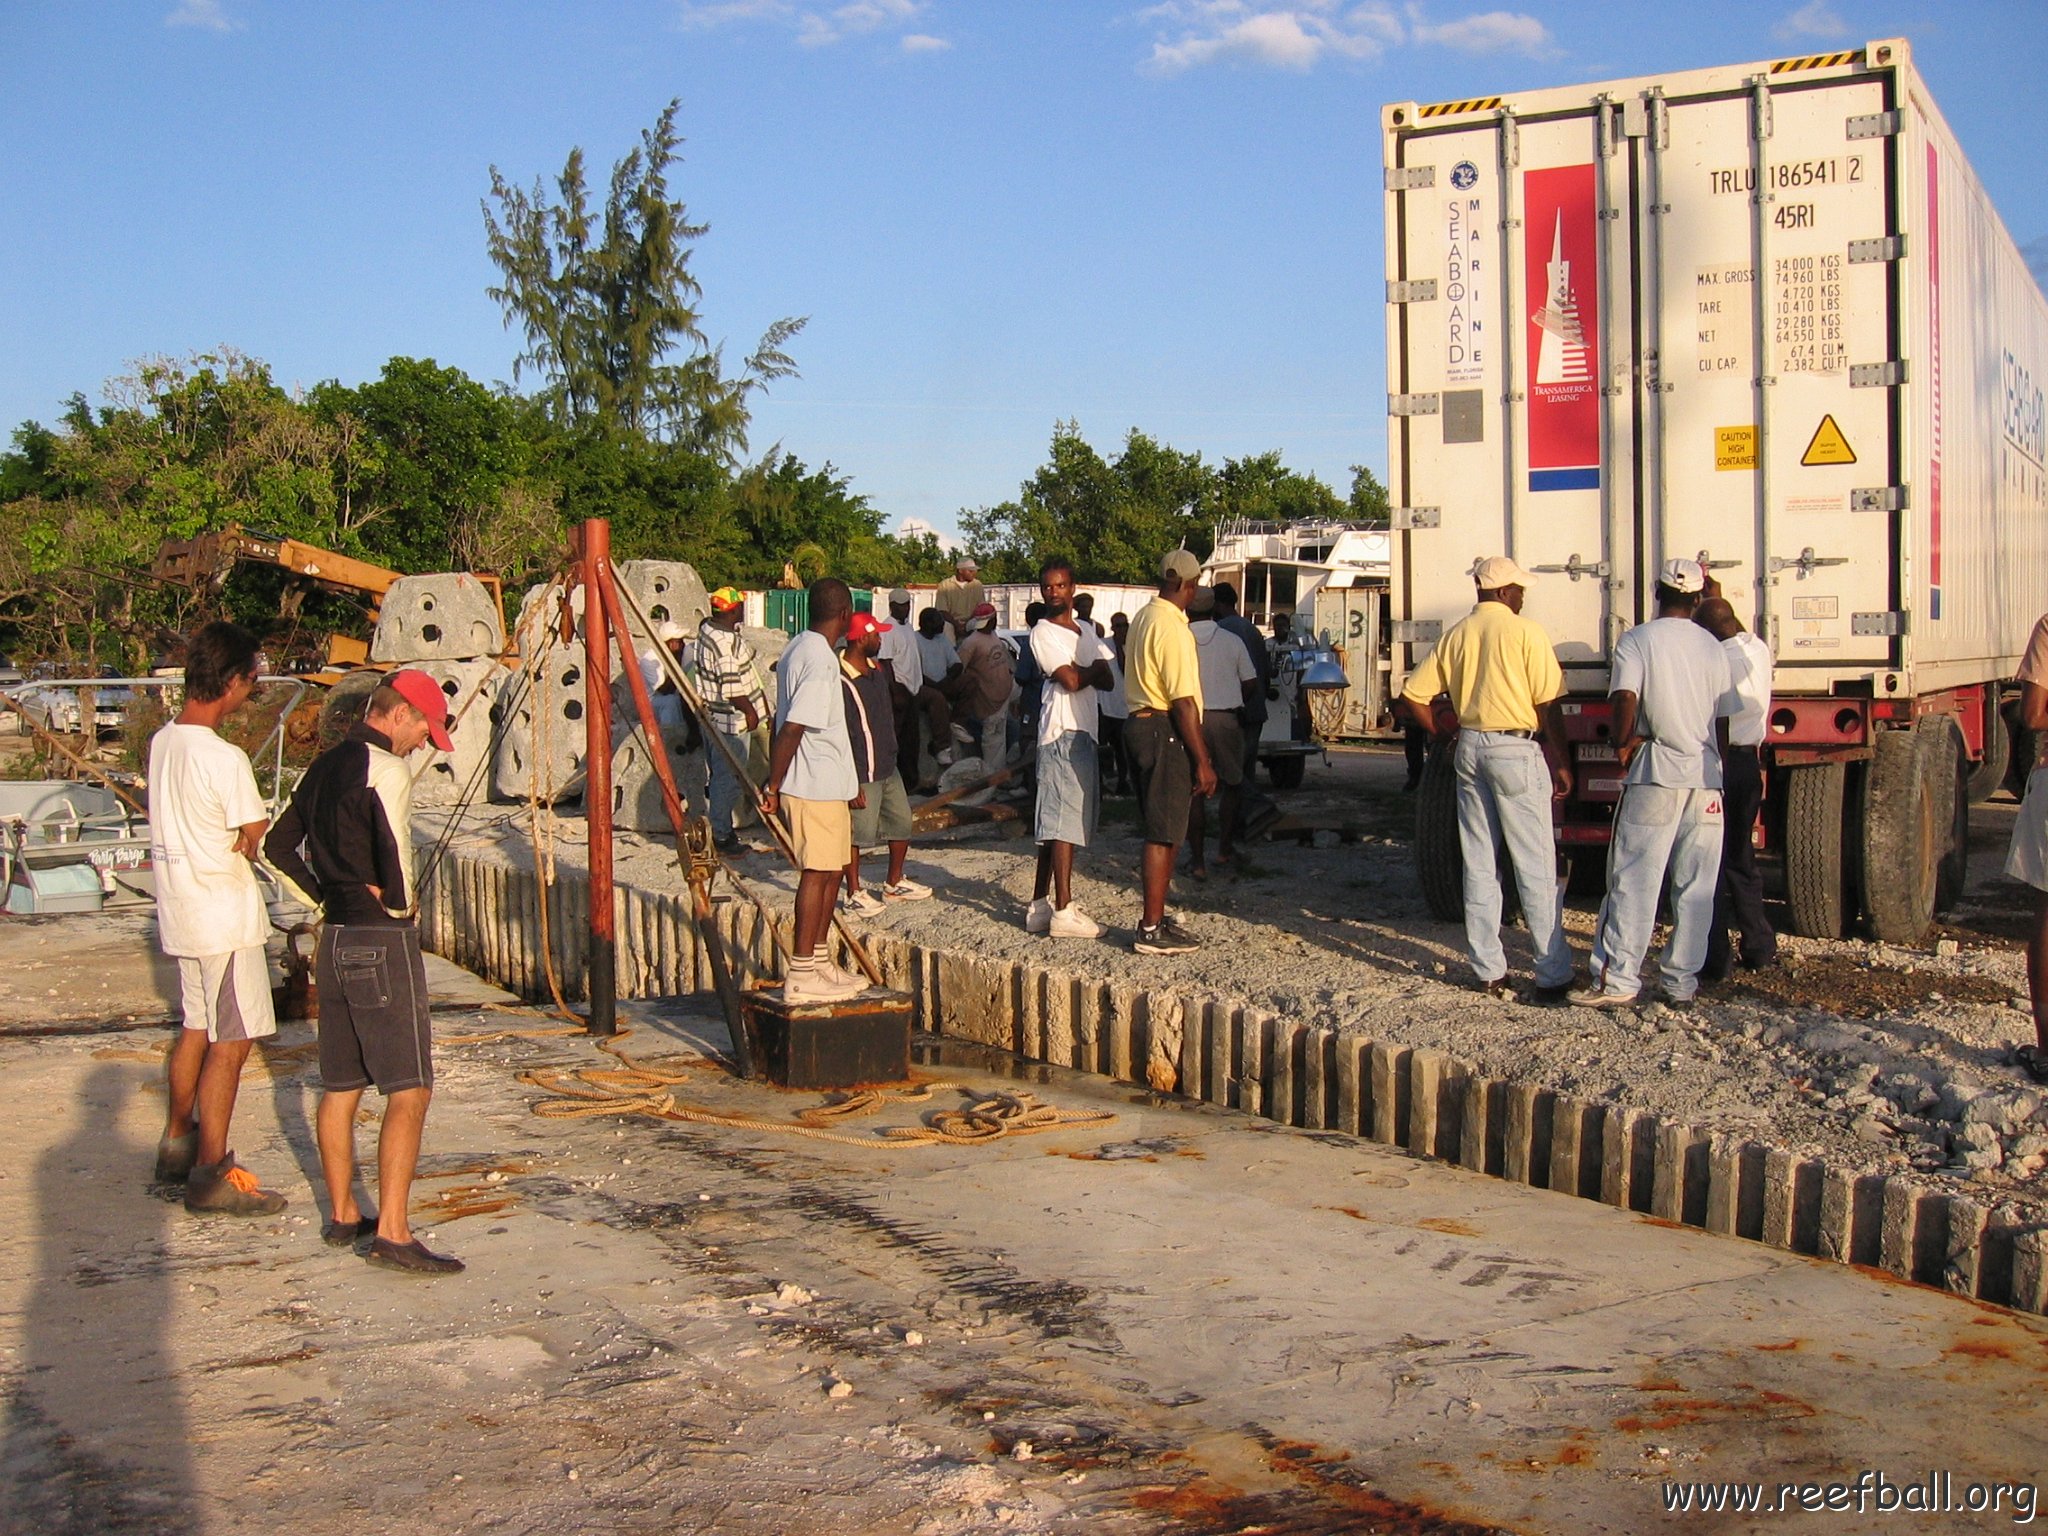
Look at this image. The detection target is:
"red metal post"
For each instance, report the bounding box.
[579,519,617,1036]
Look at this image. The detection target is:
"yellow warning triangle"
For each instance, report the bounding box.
[1800,414,1857,466]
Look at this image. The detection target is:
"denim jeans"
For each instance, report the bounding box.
[1591,783,1726,1000]
[1454,731,1573,988]
[707,728,759,838]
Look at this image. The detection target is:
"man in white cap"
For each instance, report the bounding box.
[1401,556,1575,1001]
[1572,558,1739,1009]
[935,556,985,640]
[878,588,925,789]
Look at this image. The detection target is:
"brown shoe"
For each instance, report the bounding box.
[365,1236,465,1275]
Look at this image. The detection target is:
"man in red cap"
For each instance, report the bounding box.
[265,670,464,1275]
[838,611,932,912]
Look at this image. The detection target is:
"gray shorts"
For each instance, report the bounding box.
[2009,766,2048,892]
[1200,712,1245,787]
[315,924,433,1095]
[851,775,913,847]
[1035,731,1099,847]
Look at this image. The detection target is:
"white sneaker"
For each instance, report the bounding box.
[1024,898,1052,934]
[819,960,870,993]
[883,878,932,901]
[1049,904,1102,939]
[842,888,886,916]
[784,965,865,1003]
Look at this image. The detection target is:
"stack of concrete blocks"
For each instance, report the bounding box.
[491,582,591,805]
[367,575,508,807]
[615,560,710,637]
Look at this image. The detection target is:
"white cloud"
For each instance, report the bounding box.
[1410,9,1556,56]
[165,0,239,32]
[1773,0,1848,42]
[1140,1,1550,75]
[684,0,932,47]
[900,32,952,52]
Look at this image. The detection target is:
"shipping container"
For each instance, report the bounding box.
[1384,38,2048,942]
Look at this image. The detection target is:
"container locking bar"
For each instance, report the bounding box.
[1528,554,1611,582]
[1390,506,1441,529]
[1767,547,1849,578]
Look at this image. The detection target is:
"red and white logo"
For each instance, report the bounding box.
[1523,164,1601,493]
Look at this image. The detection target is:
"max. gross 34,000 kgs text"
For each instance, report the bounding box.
[1385,38,2048,945]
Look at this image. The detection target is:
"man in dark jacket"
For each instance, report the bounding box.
[265,671,464,1275]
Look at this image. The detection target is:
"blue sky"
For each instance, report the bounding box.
[3,1,2043,542]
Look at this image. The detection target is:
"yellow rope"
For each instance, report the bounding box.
[478,1028,1115,1150]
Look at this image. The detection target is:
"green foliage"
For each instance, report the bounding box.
[1348,463,1390,526]
[1215,450,1344,526]
[482,99,805,460]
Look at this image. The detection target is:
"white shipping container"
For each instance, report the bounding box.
[1383,38,2048,701]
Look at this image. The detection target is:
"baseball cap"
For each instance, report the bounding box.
[957,556,979,571]
[1658,558,1706,594]
[1472,555,1536,590]
[384,668,454,752]
[1160,549,1201,581]
[888,587,913,608]
[709,586,745,612]
[1187,585,1217,617]
[655,619,687,644]
[846,612,893,642]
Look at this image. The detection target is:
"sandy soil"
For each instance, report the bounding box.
[429,745,2046,1228]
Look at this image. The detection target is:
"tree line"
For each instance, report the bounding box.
[0,100,1382,671]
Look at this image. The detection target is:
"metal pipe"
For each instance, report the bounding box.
[577,520,617,1037]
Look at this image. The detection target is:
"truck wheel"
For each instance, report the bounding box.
[1564,847,1608,898]
[1415,746,1463,921]
[1783,761,1851,939]
[1266,753,1306,790]
[1966,699,2009,804]
[1923,716,1969,916]
[2005,701,2035,801]
[1861,726,1937,944]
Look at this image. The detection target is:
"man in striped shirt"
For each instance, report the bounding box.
[838,612,932,912]
[695,587,769,854]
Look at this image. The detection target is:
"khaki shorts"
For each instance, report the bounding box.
[176,946,278,1044]
[2008,766,2048,892]
[783,794,853,871]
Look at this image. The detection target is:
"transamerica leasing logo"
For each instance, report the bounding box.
[1524,164,1601,492]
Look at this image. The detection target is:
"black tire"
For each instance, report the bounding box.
[2006,700,2035,801]
[1924,716,1969,917]
[1265,753,1307,790]
[1564,846,1608,899]
[1861,726,1937,944]
[1967,696,2009,804]
[1415,744,1463,921]
[1783,761,1850,939]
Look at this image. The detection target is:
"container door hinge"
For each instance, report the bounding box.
[1390,506,1440,529]
[1851,485,1909,513]
[1850,359,1907,387]
[1849,235,1906,263]
[1389,393,1441,416]
[1851,610,1909,637]
[1386,165,1435,191]
[1528,554,1611,582]
[1392,620,1443,644]
[1386,279,1438,303]
[1846,109,1903,140]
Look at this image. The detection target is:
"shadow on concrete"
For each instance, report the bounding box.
[0,1065,197,1532]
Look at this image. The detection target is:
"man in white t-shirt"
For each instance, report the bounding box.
[1695,597,1778,980]
[877,589,926,789]
[762,579,866,1003]
[1573,560,1739,1008]
[1025,559,1113,938]
[1186,586,1258,877]
[148,621,288,1216]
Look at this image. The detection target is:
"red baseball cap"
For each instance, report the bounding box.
[384,668,454,751]
[846,612,893,642]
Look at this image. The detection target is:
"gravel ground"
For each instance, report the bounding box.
[429,745,2047,1227]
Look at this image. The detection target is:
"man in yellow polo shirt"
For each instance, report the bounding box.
[1402,555,1576,1002]
[1123,549,1217,953]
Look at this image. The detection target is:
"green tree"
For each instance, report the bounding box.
[482,99,805,460]
[1215,451,1344,526]
[961,421,1215,583]
[1348,463,1390,526]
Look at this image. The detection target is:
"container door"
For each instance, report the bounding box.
[1388,107,1633,689]
[1650,75,1896,671]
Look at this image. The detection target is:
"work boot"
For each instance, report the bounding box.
[154,1129,198,1183]
[184,1154,288,1216]
[783,963,865,1004]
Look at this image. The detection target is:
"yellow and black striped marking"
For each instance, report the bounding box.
[1417,95,1504,118]
[1769,49,1864,74]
